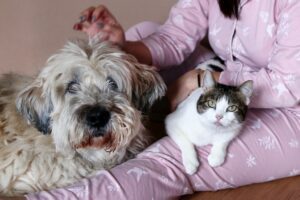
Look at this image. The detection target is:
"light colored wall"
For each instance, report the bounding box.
[0,0,175,75]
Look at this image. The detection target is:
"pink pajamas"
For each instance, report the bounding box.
[26,109,300,199]
[26,0,300,199]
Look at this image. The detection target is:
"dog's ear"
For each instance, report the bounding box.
[16,78,53,134]
[131,63,166,112]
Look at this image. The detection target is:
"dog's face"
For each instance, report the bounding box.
[16,40,166,154]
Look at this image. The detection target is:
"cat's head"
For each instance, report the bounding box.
[196,71,253,127]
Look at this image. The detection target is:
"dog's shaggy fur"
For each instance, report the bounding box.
[0,40,166,196]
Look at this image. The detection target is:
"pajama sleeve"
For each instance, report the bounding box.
[25,138,194,200]
[141,0,209,69]
[219,0,300,109]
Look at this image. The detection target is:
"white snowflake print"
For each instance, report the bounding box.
[283,74,297,85]
[160,175,169,184]
[186,36,195,48]
[215,180,231,190]
[173,14,184,27]
[232,37,246,54]
[259,11,269,23]
[209,24,222,36]
[242,27,250,37]
[270,71,281,80]
[229,177,235,185]
[156,156,178,166]
[127,167,148,182]
[266,24,275,37]
[180,0,193,8]
[270,110,280,118]
[289,139,299,148]
[258,136,276,150]
[66,185,85,197]
[271,47,280,58]
[194,182,205,190]
[173,38,187,51]
[147,143,161,153]
[278,13,290,38]
[246,155,257,168]
[272,83,288,97]
[107,184,120,192]
[225,45,231,55]
[214,39,223,50]
[289,169,300,176]
[251,119,262,130]
[228,153,235,158]
[183,187,191,195]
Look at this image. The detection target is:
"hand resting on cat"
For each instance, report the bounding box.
[165,70,253,175]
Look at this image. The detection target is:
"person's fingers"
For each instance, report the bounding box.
[96,21,105,29]
[166,84,180,111]
[74,7,95,31]
[73,23,83,31]
[91,5,108,23]
[166,70,200,111]
[102,24,125,46]
[79,6,95,22]
[92,5,118,24]
[73,20,93,32]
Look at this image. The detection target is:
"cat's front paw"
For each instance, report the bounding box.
[183,156,200,175]
[208,154,225,167]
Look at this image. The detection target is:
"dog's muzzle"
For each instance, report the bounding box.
[80,105,111,137]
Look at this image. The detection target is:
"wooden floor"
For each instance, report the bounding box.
[183,175,300,200]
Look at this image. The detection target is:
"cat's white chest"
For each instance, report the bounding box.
[165,88,239,146]
[166,89,209,144]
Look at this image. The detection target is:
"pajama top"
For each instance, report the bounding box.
[143,0,300,110]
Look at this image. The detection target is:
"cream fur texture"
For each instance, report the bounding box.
[0,40,166,196]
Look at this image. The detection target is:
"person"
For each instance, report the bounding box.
[2,0,300,199]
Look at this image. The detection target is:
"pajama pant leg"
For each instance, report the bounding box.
[125,21,215,85]
[26,108,300,200]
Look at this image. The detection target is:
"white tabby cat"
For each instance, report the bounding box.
[165,70,253,175]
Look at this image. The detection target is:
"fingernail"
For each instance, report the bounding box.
[73,23,81,30]
[97,22,104,29]
[79,15,86,22]
[92,16,97,22]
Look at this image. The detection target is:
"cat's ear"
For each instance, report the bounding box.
[239,80,253,105]
[201,70,216,90]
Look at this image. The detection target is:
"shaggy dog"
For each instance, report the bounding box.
[0,40,166,196]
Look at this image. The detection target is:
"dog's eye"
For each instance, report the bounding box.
[66,81,79,94]
[107,77,118,90]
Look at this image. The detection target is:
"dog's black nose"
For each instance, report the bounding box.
[85,106,110,129]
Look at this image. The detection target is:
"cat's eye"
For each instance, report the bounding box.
[227,105,238,112]
[107,77,118,90]
[205,100,216,108]
[66,80,80,94]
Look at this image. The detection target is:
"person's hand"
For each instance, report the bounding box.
[167,69,201,111]
[73,5,125,47]
[167,69,220,111]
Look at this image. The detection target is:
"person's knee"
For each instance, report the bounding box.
[125,21,161,41]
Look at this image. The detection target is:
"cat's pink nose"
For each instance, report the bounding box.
[215,115,223,120]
